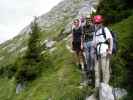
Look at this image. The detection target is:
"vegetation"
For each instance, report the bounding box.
[15,17,51,83]
[96,0,133,24]
[110,15,133,99]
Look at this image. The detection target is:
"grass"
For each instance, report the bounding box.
[0,40,93,100]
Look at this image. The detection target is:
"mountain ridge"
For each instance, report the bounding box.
[0,0,99,65]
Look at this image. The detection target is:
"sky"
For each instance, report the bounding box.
[0,0,63,44]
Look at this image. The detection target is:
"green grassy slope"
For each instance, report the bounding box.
[0,40,92,100]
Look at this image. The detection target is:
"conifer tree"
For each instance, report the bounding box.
[16,17,43,82]
[25,16,41,63]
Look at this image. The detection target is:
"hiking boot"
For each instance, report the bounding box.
[78,64,82,70]
[83,64,87,71]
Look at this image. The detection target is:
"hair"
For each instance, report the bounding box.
[72,19,81,29]
[73,19,80,23]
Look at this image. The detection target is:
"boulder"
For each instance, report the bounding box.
[99,83,114,100]
[113,88,127,100]
[86,93,97,100]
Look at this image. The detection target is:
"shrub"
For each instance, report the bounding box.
[0,64,17,78]
[96,0,133,24]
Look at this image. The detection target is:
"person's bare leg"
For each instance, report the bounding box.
[76,51,80,65]
[79,51,85,70]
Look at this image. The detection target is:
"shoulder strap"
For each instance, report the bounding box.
[102,27,106,39]
[95,27,106,38]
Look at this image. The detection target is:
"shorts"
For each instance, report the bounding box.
[72,41,82,52]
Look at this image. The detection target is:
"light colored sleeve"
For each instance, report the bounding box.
[104,27,113,52]
[104,27,112,39]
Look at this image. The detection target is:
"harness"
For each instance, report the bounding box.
[95,27,108,59]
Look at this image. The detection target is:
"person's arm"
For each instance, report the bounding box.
[104,27,113,54]
[81,26,84,50]
[107,38,113,54]
[71,28,74,50]
[80,35,84,50]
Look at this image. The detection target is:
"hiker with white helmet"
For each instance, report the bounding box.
[93,15,113,88]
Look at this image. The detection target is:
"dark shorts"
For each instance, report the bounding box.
[72,41,82,52]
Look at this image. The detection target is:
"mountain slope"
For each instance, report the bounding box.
[0,0,98,66]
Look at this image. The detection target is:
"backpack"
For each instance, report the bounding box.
[102,28,117,54]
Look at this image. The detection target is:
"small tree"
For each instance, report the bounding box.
[16,17,43,83]
[25,17,41,62]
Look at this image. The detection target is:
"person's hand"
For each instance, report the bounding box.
[107,49,112,55]
[93,43,97,48]
[81,44,84,50]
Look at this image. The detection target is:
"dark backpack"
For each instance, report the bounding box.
[102,28,117,54]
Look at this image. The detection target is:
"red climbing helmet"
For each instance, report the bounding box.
[93,15,103,24]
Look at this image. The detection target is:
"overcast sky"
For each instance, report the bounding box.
[0,0,63,44]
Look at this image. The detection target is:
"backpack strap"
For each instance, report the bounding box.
[95,27,106,39]
[94,27,109,59]
[102,27,106,39]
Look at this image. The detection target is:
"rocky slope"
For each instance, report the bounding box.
[0,0,99,65]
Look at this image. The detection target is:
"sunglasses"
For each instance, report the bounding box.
[74,21,79,23]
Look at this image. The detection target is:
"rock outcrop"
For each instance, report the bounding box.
[99,83,127,100]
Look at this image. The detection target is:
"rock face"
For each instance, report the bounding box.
[45,40,56,49]
[99,83,115,100]
[86,83,128,100]
[86,93,97,100]
[99,83,127,100]
[20,0,99,35]
[113,88,127,100]
[16,82,26,94]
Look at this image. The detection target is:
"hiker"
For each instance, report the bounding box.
[81,15,95,85]
[71,19,85,70]
[93,15,113,88]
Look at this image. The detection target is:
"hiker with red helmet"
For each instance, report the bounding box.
[93,15,113,88]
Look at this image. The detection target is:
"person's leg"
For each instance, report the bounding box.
[79,51,85,70]
[75,51,81,67]
[90,45,95,71]
[105,55,110,83]
[94,57,100,88]
[82,42,91,84]
[101,55,110,84]
[83,42,88,69]
[88,46,95,82]
[73,41,81,66]
[83,45,91,84]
